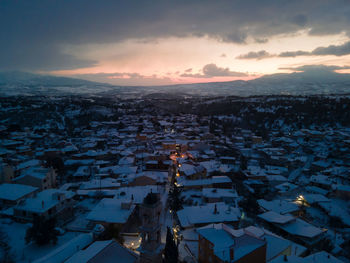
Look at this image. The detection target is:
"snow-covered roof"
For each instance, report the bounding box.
[86,198,135,224]
[302,194,330,204]
[197,223,265,262]
[258,199,299,215]
[179,163,206,176]
[118,156,135,166]
[99,165,138,175]
[15,189,75,213]
[202,188,238,199]
[34,233,93,263]
[244,226,291,261]
[304,251,344,263]
[279,218,324,238]
[65,239,138,263]
[79,178,121,190]
[16,159,41,170]
[258,211,295,224]
[177,202,240,228]
[0,183,38,201]
[177,176,231,187]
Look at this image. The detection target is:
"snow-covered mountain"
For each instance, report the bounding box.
[0,71,112,96]
[0,70,350,97]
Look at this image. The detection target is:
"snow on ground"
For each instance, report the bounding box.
[0,219,82,263]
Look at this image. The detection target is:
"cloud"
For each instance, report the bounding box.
[312,41,350,56]
[279,64,350,73]
[239,41,350,60]
[72,72,172,85]
[236,50,273,60]
[290,14,308,27]
[278,50,310,57]
[254,38,269,44]
[279,41,350,57]
[1,1,350,70]
[180,63,248,78]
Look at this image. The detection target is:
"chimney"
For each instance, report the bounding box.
[214,204,218,214]
[230,247,234,261]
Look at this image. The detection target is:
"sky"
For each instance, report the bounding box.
[1,0,350,86]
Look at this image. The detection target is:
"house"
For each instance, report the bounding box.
[179,163,207,180]
[257,199,300,216]
[197,223,267,263]
[219,156,236,165]
[242,226,308,261]
[201,188,239,204]
[13,189,75,223]
[86,198,136,230]
[177,202,241,229]
[72,166,91,181]
[99,165,138,178]
[79,178,121,190]
[0,160,14,183]
[270,251,344,263]
[144,160,170,171]
[13,166,57,190]
[332,184,350,200]
[258,211,326,247]
[309,174,332,190]
[177,176,232,190]
[65,240,138,263]
[129,171,168,186]
[0,183,38,207]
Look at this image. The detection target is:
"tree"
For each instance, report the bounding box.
[45,156,64,173]
[240,155,247,171]
[25,215,58,246]
[100,224,124,244]
[164,227,178,263]
[0,228,14,262]
[168,184,183,212]
[239,196,259,217]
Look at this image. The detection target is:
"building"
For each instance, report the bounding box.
[13,189,75,223]
[13,166,57,190]
[0,160,14,183]
[177,202,241,229]
[197,223,267,263]
[65,239,138,263]
[258,211,326,248]
[139,192,163,263]
[86,198,136,230]
[0,183,38,207]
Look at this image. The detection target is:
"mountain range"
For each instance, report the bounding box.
[0,70,350,97]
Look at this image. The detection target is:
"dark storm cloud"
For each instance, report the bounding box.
[238,41,350,60]
[180,63,248,78]
[312,41,350,56]
[1,0,350,70]
[279,41,350,57]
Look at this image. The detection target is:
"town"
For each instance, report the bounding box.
[0,94,350,263]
